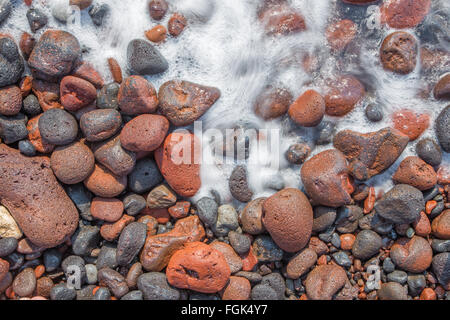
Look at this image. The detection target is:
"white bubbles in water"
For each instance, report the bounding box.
[2,0,448,202]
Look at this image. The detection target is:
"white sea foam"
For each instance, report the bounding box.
[2,0,448,204]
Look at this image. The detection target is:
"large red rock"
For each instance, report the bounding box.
[392,109,430,141]
[380,31,417,75]
[0,144,78,248]
[28,30,81,82]
[262,188,313,252]
[118,76,159,115]
[166,242,231,293]
[301,149,353,207]
[380,0,431,29]
[393,156,437,190]
[333,127,409,180]
[390,236,433,273]
[119,114,169,152]
[154,132,201,197]
[324,75,365,116]
[305,265,348,300]
[158,80,220,126]
[60,76,97,111]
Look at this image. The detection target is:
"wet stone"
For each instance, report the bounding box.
[416,138,442,167]
[127,39,168,75]
[97,83,119,109]
[121,290,143,300]
[89,3,109,26]
[26,8,48,33]
[213,205,239,237]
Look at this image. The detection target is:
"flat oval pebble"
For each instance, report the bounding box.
[262,188,313,252]
[120,114,169,152]
[84,164,127,198]
[154,132,201,197]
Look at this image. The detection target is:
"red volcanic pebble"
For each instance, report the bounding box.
[168,201,190,219]
[168,13,187,37]
[301,149,353,208]
[380,0,431,29]
[220,276,251,300]
[392,109,430,141]
[166,242,231,293]
[91,197,124,223]
[288,89,325,127]
[120,114,169,152]
[390,236,433,273]
[60,76,97,112]
[145,25,167,43]
[326,19,357,51]
[72,62,104,89]
[154,132,202,197]
[50,140,95,185]
[262,188,313,252]
[118,76,159,115]
[420,288,437,300]
[324,75,365,116]
[259,3,306,36]
[27,114,55,153]
[0,86,22,116]
[340,234,356,250]
[393,156,437,191]
[84,164,127,198]
[254,86,293,120]
[108,58,123,84]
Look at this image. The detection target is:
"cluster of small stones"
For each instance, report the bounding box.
[0,0,448,301]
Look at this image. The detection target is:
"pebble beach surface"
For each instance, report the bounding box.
[0,0,449,301]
